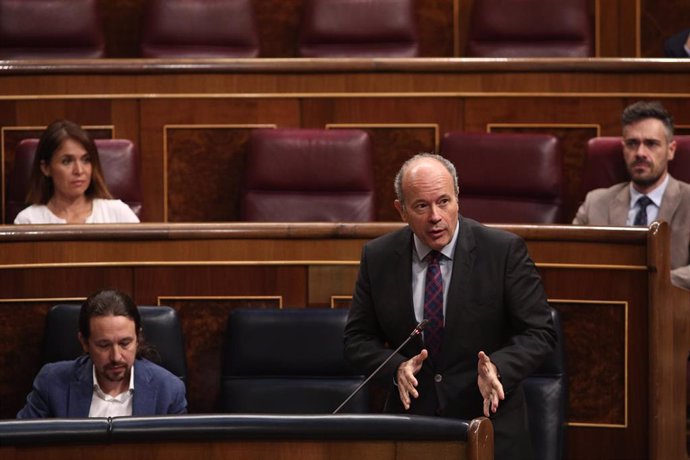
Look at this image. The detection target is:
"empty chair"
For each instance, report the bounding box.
[670,136,690,183]
[140,0,259,58]
[524,306,568,460]
[581,135,690,198]
[466,0,592,57]
[6,138,143,223]
[0,0,105,59]
[440,132,563,223]
[298,0,419,57]
[220,308,368,414]
[43,304,187,384]
[241,128,375,222]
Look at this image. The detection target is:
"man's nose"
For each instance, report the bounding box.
[429,204,442,222]
[110,345,122,362]
[635,142,653,158]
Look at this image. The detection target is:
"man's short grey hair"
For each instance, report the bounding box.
[394,153,460,205]
[621,101,674,141]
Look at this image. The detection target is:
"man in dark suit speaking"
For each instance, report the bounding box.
[344,153,556,460]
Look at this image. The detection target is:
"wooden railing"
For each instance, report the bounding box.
[0,222,688,459]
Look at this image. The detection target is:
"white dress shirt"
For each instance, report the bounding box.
[87,364,135,417]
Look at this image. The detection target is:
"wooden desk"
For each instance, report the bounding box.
[0,222,687,459]
[0,414,493,460]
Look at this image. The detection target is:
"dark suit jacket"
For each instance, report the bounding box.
[664,29,690,57]
[573,175,690,289]
[344,216,556,460]
[17,355,187,418]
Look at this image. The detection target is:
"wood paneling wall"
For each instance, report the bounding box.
[1,60,689,224]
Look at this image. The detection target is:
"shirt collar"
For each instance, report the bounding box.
[629,173,669,208]
[413,220,460,262]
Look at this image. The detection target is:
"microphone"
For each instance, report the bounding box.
[332,319,428,414]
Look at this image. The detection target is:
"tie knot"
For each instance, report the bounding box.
[426,251,442,264]
[637,195,652,208]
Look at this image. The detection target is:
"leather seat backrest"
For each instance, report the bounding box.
[6,138,143,223]
[43,304,187,384]
[221,308,368,414]
[524,306,568,460]
[298,0,419,57]
[140,0,259,58]
[241,128,375,222]
[440,132,563,223]
[580,137,629,199]
[0,0,105,59]
[670,136,690,183]
[466,0,591,57]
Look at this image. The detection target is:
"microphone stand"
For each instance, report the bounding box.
[332,319,428,414]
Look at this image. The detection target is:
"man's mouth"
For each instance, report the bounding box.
[429,228,445,237]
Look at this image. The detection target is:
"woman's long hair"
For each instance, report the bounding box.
[26,119,113,205]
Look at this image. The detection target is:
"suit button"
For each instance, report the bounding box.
[434,374,442,383]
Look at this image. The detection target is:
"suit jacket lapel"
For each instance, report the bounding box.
[439,217,476,366]
[68,356,95,417]
[395,228,424,349]
[132,360,155,415]
[609,185,630,225]
[658,175,681,222]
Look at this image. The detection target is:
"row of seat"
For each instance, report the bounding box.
[7,128,690,225]
[40,304,567,460]
[0,0,592,59]
[42,305,367,414]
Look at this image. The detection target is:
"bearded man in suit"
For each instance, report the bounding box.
[573,101,690,289]
[17,289,186,418]
[344,153,556,460]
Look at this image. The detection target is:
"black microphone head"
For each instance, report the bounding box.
[413,319,429,335]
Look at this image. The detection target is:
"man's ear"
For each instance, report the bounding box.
[668,139,677,161]
[394,200,408,223]
[78,332,89,353]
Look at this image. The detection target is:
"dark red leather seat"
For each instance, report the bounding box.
[582,135,690,198]
[298,0,419,57]
[140,0,259,58]
[241,129,375,222]
[6,139,143,223]
[440,132,563,224]
[466,0,592,57]
[671,136,690,183]
[0,0,105,59]
[580,137,628,198]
